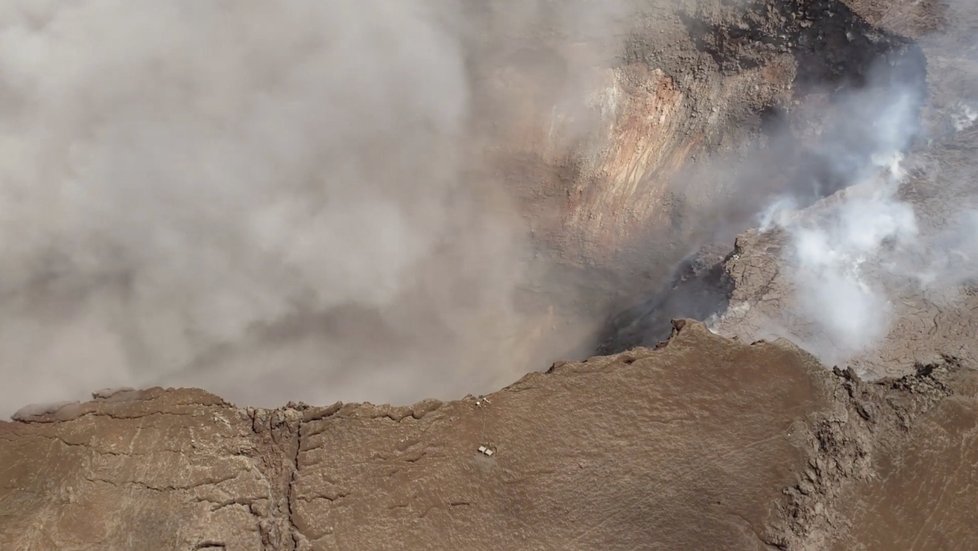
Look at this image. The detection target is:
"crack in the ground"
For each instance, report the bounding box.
[81,473,240,493]
[287,420,301,551]
[245,406,306,551]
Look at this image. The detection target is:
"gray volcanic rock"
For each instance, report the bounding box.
[2,322,976,550]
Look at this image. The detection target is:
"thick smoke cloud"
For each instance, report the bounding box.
[0,1,633,415]
[5,0,973,415]
[753,56,978,366]
[778,157,917,361]
[651,0,978,368]
[758,76,925,362]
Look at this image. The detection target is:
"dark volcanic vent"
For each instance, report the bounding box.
[597,246,733,353]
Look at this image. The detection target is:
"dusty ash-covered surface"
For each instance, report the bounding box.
[1,321,975,550]
[4,0,978,549]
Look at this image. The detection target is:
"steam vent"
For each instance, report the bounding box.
[1,1,978,549]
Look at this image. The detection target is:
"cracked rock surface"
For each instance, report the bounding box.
[0,389,292,550]
[2,322,977,550]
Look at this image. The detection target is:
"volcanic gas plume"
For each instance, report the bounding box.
[0,0,976,417]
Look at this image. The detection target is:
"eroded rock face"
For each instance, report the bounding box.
[2,322,976,550]
[600,0,978,383]
[479,0,924,302]
[0,389,294,550]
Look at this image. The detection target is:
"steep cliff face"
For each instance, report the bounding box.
[600,0,978,382]
[489,0,923,288]
[449,0,936,397]
[2,322,975,550]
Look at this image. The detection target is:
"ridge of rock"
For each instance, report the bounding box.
[2,321,975,549]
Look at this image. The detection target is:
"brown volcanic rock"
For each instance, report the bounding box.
[0,388,296,550]
[290,321,827,550]
[2,323,977,550]
[0,323,828,549]
[767,359,978,549]
[826,363,978,550]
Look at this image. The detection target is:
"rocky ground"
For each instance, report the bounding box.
[3,322,975,550]
[3,0,978,549]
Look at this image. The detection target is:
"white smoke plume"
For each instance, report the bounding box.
[759,58,978,365]
[0,0,635,415]
[781,155,918,360]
